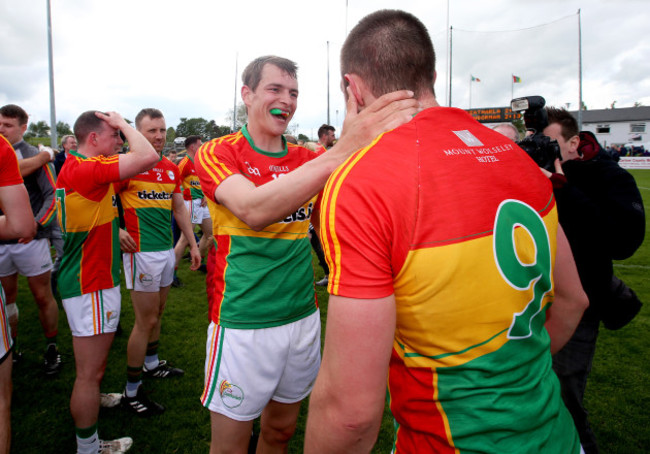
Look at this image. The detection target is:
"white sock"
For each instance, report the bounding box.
[144,355,159,370]
[76,430,99,454]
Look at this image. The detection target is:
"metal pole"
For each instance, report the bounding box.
[327,41,330,125]
[445,0,450,106]
[233,53,238,132]
[577,9,583,130]
[46,0,57,147]
[448,26,453,107]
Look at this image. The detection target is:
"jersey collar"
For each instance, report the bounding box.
[241,124,288,158]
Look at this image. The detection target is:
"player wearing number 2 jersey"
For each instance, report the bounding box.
[305,10,589,454]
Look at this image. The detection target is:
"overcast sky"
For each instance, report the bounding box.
[1,0,649,140]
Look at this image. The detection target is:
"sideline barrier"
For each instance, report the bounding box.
[619,157,650,169]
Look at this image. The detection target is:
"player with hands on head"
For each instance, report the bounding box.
[56,109,159,454]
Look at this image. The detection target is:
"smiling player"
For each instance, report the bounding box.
[195,55,419,454]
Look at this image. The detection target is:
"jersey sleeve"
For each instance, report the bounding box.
[171,162,182,194]
[195,139,237,203]
[320,167,396,299]
[0,136,23,187]
[33,162,57,227]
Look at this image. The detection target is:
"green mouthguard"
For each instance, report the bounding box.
[270,108,283,115]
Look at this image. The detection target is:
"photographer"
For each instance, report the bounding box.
[541,106,645,454]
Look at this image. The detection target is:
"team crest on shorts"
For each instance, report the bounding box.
[219,379,244,408]
[138,273,153,286]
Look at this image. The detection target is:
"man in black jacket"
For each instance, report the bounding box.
[543,107,645,454]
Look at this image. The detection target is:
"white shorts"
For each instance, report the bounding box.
[0,239,53,277]
[123,249,174,292]
[62,285,121,337]
[0,284,13,364]
[185,199,210,224]
[201,311,321,421]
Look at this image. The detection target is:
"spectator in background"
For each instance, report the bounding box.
[54,134,77,175]
[493,122,520,142]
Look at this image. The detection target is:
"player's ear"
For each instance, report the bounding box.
[241,85,252,108]
[345,74,366,108]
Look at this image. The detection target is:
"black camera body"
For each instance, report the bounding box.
[511,96,562,172]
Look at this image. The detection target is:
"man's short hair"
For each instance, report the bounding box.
[184,135,202,148]
[74,111,105,145]
[317,124,335,139]
[135,108,164,129]
[242,56,298,92]
[341,9,436,98]
[546,107,579,141]
[0,104,28,125]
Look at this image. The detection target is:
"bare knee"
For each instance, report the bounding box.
[259,418,297,447]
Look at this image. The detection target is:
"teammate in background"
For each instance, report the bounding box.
[195,55,417,453]
[173,135,212,274]
[115,108,200,417]
[0,104,61,375]
[315,124,336,153]
[305,10,588,453]
[0,135,36,454]
[312,124,336,285]
[56,110,159,453]
[493,122,520,142]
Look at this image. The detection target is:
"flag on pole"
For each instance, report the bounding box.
[512,75,522,83]
[471,75,481,82]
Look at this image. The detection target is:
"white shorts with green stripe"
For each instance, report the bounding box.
[201,311,321,421]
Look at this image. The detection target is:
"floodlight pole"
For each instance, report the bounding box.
[47,0,57,147]
[577,9,583,130]
[233,53,238,132]
[445,0,450,106]
[448,26,453,107]
[327,41,331,125]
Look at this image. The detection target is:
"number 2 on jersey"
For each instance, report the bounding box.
[493,199,552,340]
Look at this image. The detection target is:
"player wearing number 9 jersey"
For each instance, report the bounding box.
[306,9,588,454]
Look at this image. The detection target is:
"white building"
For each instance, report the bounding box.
[573,106,650,148]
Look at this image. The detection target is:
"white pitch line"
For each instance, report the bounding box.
[614,264,650,270]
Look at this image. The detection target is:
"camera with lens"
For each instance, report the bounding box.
[510,95,561,172]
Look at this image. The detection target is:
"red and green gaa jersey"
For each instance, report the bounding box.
[196,126,318,329]
[55,151,121,299]
[114,156,180,252]
[321,107,581,453]
[177,155,204,200]
[0,135,23,187]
